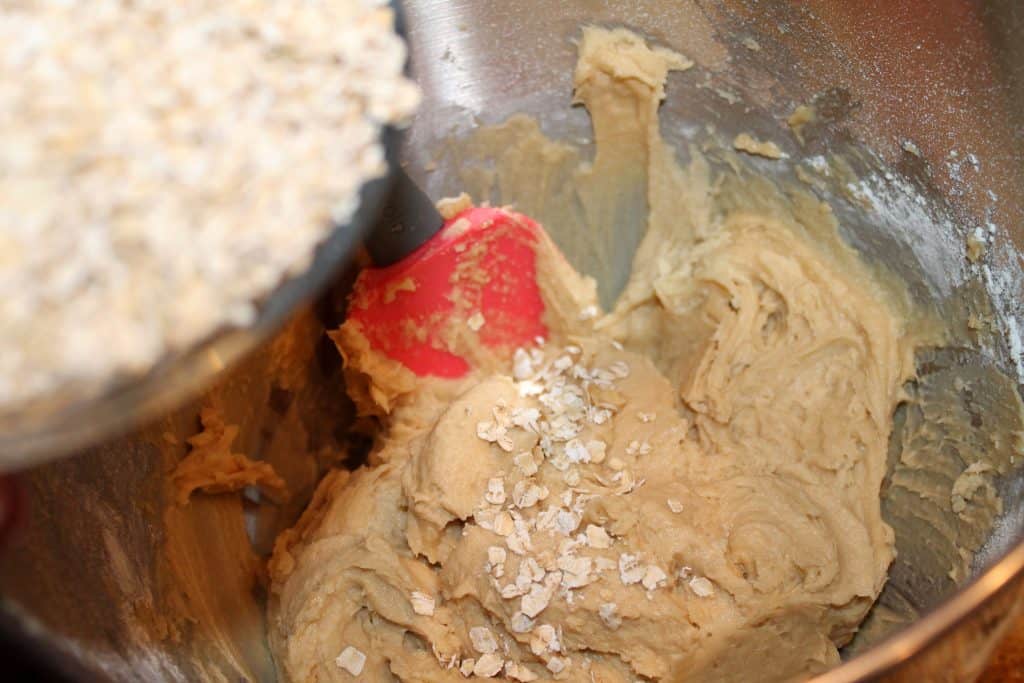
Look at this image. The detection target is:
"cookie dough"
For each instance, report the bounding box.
[172,406,288,505]
[267,28,917,682]
[732,132,785,159]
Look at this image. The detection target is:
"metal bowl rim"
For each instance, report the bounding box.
[820,537,1024,680]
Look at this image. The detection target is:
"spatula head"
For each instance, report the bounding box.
[347,207,547,378]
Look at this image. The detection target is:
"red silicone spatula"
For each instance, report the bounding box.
[347,170,548,378]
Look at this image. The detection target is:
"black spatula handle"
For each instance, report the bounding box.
[364,168,444,267]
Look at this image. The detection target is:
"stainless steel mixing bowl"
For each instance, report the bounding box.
[2,1,1023,681]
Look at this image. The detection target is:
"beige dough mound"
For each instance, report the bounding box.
[267,27,916,683]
